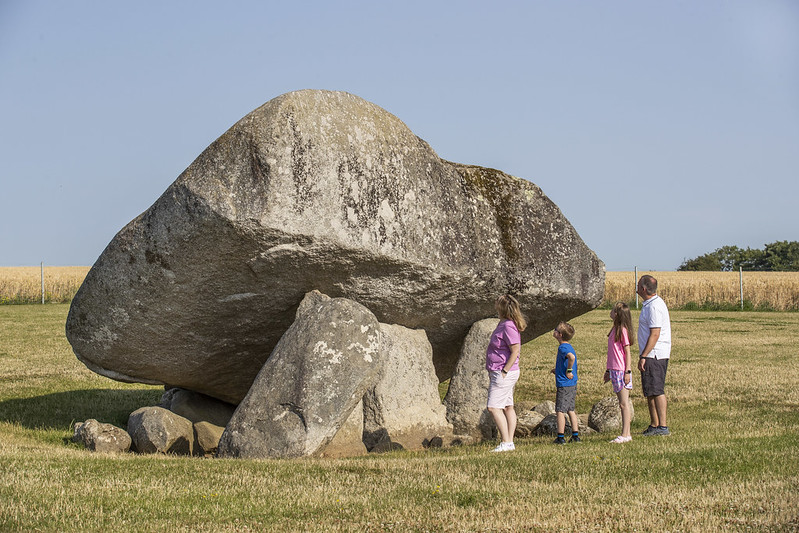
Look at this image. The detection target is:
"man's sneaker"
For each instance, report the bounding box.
[491,442,515,452]
[553,436,566,445]
[653,426,671,436]
[569,435,582,443]
[611,435,632,444]
[642,425,658,436]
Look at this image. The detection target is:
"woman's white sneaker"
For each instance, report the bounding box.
[610,435,632,444]
[491,442,515,452]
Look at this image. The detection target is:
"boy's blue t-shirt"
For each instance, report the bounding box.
[555,342,578,387]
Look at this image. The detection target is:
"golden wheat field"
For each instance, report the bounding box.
[605,270,799,311]
[1,267,798,310]
[0,266,90,304]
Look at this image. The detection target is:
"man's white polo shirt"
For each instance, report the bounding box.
[638,295,671,359]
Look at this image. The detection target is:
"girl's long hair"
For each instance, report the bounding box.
[609,301,635,345]
[497,294,527,332]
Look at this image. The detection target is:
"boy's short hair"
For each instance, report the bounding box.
[555,321,575,341]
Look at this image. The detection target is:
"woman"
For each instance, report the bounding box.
[485,294,527,452]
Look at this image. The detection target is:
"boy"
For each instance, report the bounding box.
[550,321,580,444]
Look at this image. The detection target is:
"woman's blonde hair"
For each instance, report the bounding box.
[496,294,527,332]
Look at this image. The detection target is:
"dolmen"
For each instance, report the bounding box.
[66,90,604,458]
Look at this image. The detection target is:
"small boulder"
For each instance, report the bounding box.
[533,401,556,417]
[161,388,236,427]
[444,318,499,440]
[194,421,225,456]
[128,406,195,455]
[515,411,545,438]
[73,419,131,453]
[588,396,635,433]
[535,413,593,437]
[218,291,382,459]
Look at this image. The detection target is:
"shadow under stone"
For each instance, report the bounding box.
[0,388,162,431]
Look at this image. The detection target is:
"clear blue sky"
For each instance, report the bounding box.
[2,1,797,270]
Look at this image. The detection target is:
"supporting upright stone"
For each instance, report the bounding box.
[218,291,382,459]
[362,323,453,451]
[444,318,499,440]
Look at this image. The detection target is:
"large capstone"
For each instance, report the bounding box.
[66,89,604,404]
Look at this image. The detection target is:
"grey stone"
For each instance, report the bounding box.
[443,319,499,440]
[317,399,367,458]
[194,421,225,456]
[588,396,635,433]
[533,400,556,417]
[515,411,545,438]
[127,406,195,455]
[217,291,382,459]
[161,388,236,427]
[73,419,131,453]
[535,413,593,437]
[65,89,604,404]
[362,323,452,450]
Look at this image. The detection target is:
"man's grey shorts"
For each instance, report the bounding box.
[641,357,669,397]
[555,385,577,413]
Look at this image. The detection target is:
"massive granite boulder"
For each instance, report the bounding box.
[66,89,604,404]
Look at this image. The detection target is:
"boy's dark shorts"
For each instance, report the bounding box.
[641,357,669,397]
[555,385,577,413]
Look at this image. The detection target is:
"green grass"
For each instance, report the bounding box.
[2,305,799,531]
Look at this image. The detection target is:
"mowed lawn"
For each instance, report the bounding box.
[1,304,798,532]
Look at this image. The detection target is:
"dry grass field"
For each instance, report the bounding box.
[0,266,89,304]
[604,270,799,311]
[1,304,798,531]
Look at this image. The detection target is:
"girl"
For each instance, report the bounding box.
[485,294,527,452]
[604,302,635,443]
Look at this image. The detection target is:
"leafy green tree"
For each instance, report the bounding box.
[763,240,799,271]
[678,241,799,271]
[678,253,722,271]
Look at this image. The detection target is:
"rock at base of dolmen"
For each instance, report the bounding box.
[444,319,499,440]
[194,421,225,456]
[362,323,453,451]
[73,419,131,453]
[588,396,635,433]
[127,406,195,455]
[217,291,381,459]
[160,388,236,427]
[65,89,604,405]
[317,399,367,458]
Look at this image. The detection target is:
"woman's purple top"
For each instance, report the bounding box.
[485,319,521,372]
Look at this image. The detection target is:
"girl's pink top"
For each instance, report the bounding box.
[606,326,631,371]
[485,319,521,372]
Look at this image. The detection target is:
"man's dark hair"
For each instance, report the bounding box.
[640,275,658,295]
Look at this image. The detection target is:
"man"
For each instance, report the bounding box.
[637,275,672,436]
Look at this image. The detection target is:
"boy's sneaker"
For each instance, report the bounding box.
[642,425,658,436]
[553,436,566,445]
[569,435,581,443]
[653,426,671,436]
[611,435,632,444]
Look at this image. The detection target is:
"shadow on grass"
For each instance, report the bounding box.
[0,388,162,431]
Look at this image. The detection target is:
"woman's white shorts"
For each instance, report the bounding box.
[487,369,520,409]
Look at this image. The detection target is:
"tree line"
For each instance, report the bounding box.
[678,241,799,271]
